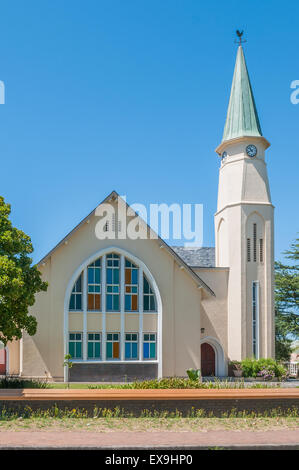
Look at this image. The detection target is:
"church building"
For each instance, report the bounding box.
[3,44,275,381]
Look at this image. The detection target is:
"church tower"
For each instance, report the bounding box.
[215,43,275,361]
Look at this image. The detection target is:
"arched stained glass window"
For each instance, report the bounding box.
[87,258,101,310]
[69,274,82,310]
[68,253,157,313]
[143,275,156,312]
[125,259,138,311]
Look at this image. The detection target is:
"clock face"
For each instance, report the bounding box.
[246,144,257,158]
[221,151,227,161]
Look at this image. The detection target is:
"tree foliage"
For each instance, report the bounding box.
[275,237,299,361]
[0,197,47,344]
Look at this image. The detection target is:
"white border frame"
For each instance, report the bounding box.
[64,246,163,381]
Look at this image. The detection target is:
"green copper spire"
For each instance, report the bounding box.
[222,46,262,142]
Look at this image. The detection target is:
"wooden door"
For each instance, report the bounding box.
[201,343,215,376]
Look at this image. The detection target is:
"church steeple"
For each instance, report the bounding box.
[222,45,262,143]
[214,38,275,362]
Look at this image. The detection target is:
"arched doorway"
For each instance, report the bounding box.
[201,343,215,376]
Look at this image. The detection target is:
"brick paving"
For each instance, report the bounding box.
[0,430,299,449]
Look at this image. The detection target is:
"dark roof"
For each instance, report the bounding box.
[171,247,215,268]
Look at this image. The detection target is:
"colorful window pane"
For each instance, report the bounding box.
[68,333,82,359]
[106,332,120,359]
[125,333,138,359]
[143,333,156,359]
[87,332,101,359]
[143,276,156,312]
[87,258,101,311]
[69,274,83,311]
[125,259,138,311]
[106,254,120,311]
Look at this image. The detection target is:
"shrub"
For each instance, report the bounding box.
[240,358,287,379]
[0,377,49,389]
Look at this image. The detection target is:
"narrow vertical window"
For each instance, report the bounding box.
[253,223,257,262]
[87,258,101,310]
[69,333,82,359]
[143,276,157,312]
[106,333,120,359]
[125,333,138,359]
[252,282,259,358]
[125,259,138,311]
[69,274,82,310]
[106,254,120,311]
[247,238,251,262]
[259,239,263,263]
[143,333,157,359]
[87,333,101,359]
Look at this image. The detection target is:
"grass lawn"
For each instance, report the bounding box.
[0,416,298,432]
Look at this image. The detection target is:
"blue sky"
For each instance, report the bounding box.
[0,0,298,263]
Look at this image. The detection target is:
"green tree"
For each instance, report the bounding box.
[0,197,47,344]
[275,237,299,361]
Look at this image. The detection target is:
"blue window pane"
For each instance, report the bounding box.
[125,295,131,310]
[132,342,138,359]
[125,343,131,359]
[76,275,82,292]
[69,342,75,358]
[143,296,149,311]
[113,295,119,310]
[95,269,101,284]
[88,342,93,358]
[95,342,101,358]
[69,295,75,310]
[150,343,156,359]
[150,297,156,311]
[107,269,112,284]
[107,295,112,310]
[88,268,94,284]
[132,270,138,284]
[76,295,82,310]
[143,343,149,359]
[95,259,101,267]
[106,342,112,359]
[76,342,82,358]
[113,269,119,284]
[143,277,149,294]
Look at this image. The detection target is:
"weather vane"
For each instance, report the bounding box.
[235,30,246,46]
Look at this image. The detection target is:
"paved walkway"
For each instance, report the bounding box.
[0,430,299,449]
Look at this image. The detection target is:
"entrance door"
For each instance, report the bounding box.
[201,343,215,376]
[0,348,6,375]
